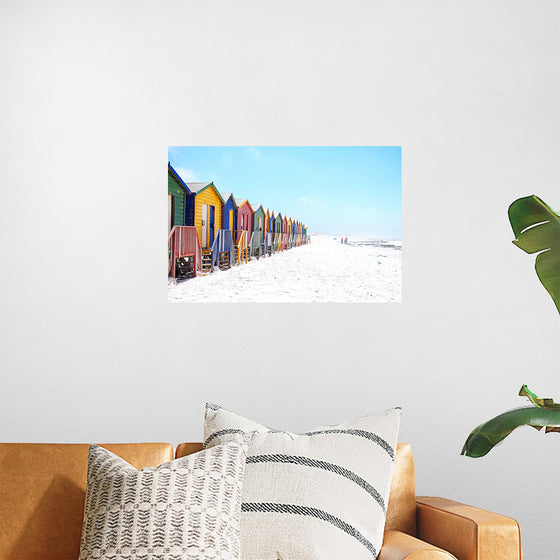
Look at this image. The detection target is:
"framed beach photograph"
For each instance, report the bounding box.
[168,146,401,303]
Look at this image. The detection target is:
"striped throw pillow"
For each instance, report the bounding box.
[204,405,401,560]
[79,440,249,560]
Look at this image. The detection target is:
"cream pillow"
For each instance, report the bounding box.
[204,404,401,560]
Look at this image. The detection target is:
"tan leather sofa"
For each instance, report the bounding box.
[0,442,521,560]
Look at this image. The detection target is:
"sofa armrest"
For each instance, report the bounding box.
[379,530,457,560]
[416,496,522,560]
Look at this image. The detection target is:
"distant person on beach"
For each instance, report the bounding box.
[340,237,343,244]
[344,237,348,244]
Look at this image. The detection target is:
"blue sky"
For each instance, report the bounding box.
[168,146,401,239]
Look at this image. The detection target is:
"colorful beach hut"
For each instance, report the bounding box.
[236,199,254,240]
[185,182,224,249]
[221,192,247,265]
[236,199,254,261]
[168,163,188,231]
[185,182,233,273]
[287,217,294,248]
[274,212,283,251]
[253,204,265,235]
[251,204,265,258]
[268,210,277,253]
[218,193,244,265]
[262,207,273,256]
[282,215,289,250]
[264,207,271,232]
[167,164,201,279]
[221,192,237,232]
[269,209,275,248]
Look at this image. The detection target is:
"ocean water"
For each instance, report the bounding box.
[332,237,402,251]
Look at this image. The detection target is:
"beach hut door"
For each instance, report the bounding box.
[209,205,215,244]
[201,203,208,247]
[168,195,173,232]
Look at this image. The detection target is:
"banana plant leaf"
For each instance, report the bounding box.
[461,386,560,458]
[508,195,560,314]
[519,384,560,409]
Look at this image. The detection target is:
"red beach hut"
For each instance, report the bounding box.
[236,199,254,248]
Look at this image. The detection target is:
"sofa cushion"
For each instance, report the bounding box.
[204,404,401,560]
[0,442,173,560]
[385,443,416,536]
[79,441,249,560]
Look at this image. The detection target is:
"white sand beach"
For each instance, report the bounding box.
[168,234,401,303]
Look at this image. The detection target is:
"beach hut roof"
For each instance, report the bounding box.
[186,182,212,193]
[220,192,237,206]
[236,199,254,212]
[168,163,191,194]
[186,182,225,203]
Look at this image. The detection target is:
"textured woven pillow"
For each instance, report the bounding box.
[79,440,248,560]
[204,404,401,560]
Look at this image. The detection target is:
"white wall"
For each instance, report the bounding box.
[1,1,559,558]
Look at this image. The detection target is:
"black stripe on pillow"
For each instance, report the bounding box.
[304,429,395,459]
[247,454,386,512]
[241,502,377,557]
[203,429,246,448]
[204,428,394,458]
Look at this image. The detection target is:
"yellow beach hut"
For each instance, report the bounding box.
[185,182,224,249]
[287,217,293,248]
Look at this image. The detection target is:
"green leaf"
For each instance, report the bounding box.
[519,384,560,410]
[461,406,560,458]
[508,195,560,314]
